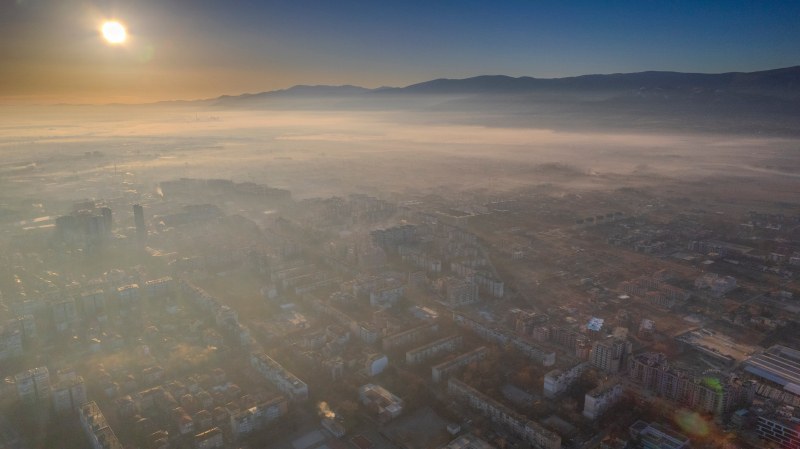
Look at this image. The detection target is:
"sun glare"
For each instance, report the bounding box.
[101,21,127,44]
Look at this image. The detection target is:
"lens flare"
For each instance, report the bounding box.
[675,409,710,437]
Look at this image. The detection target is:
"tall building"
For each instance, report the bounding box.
[55,204,112,248]
[15,366,51,404]
[79,402,123,449]
[628,352,754,416]
[0,323,23,361]
[100,207,113,233]
[583,380,624,420]
[133,204,146,242]
[591,338,631,373]
[52,375,88,413]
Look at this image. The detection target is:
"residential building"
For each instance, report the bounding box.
[0,323,23,361]
[382,323,439,351]
[453,312,555,366]
[445,278,479,306]
[250,352,308,401]
[359,384,403,422]
[15,366,50,404]
[406,335,462,365]
[229,396,288,439]
[79,401,123,449]
[583,380,624,420]
[365,353,388,377]
[756,406,800,449]
[628,352,754,416]
[591,338,631,373]
[543,363,589,398]
[52,375,88,413]
[448,379,560,449]
[432,347,488,382]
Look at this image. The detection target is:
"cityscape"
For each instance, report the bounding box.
[2,2,800,449]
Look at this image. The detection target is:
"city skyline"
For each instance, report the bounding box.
[2,0,799,104]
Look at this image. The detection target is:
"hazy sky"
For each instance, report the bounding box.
[2,0,799,103]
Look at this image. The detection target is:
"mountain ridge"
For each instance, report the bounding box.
[208,65,800,105]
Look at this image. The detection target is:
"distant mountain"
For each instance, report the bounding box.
[203,66,800,135]
[211,66,800,104]
[212,85,370,107]
[392,66,800,96]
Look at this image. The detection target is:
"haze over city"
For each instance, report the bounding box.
[1,2,800,449]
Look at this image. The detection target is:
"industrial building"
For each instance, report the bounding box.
[743,345,800,391]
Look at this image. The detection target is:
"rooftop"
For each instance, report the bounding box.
[744,345,800,388]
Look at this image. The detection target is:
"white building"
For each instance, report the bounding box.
[582,380,624,420]
[250,352,308,401]
[543,363,589,398]
[229,396,288,439]
[365,353,389,376]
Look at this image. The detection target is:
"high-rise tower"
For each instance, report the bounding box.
[133,204,146,243]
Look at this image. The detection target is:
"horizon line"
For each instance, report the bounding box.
[2,64,798,107]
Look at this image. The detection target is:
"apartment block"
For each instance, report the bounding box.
[229,396,288,439]
[79,401,123,449]
[52,375,88,413]
[582,380,624,420]
[590,338,631,373]
[543,363,589,398]
[432,347,488,383]
[628,352,754,416]
[15,366,50,404]
[250,352,308,401]
[406,335,463,365]
[448,379,560,449]
[756,409,800,449]
[382,322,439,351]
[453,312,555,366]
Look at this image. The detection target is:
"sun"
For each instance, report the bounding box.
[101,21,127,44]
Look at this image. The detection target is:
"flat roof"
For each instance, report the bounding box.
[677,329,758,362]
[744,345,800,387]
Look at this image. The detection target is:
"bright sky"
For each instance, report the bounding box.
[1,0,798,104]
